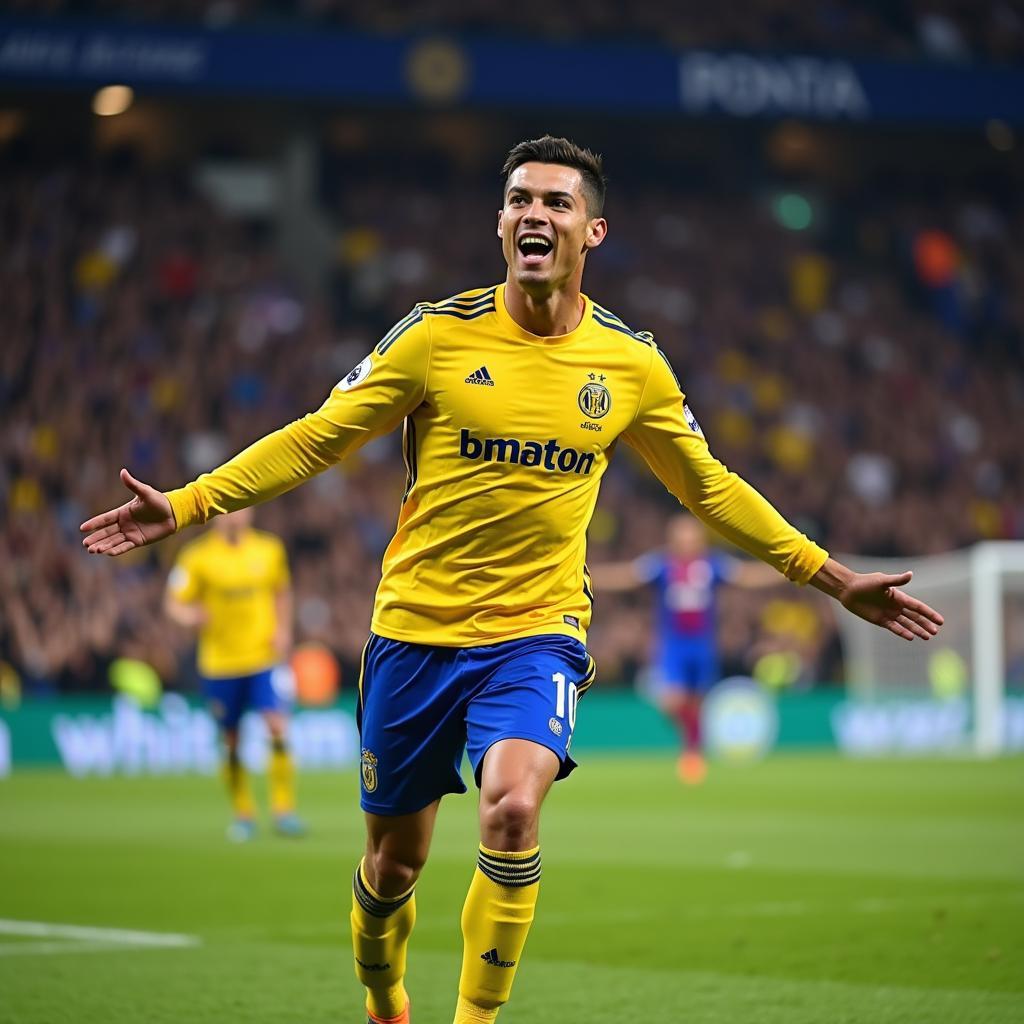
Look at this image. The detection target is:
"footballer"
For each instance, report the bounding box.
[82,136,943,1024]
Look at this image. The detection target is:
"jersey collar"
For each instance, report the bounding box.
[494,283,594,346]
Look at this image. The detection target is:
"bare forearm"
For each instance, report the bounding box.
[733,559,785,589]
[808,557,856,601]
[589,562,643,591]
[274,589,294,657]
[164,597,206,629]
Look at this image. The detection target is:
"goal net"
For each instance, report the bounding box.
[835,543,1024,756]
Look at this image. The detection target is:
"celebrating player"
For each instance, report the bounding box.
[81,136,943,1024]
[593,513,780,783]
[165,508,305,841]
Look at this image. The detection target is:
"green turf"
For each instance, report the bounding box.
[1,754,1022,1023]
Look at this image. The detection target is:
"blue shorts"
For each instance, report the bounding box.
[201,668,284,731]
[357,633,596,816]
[655,639,719,693]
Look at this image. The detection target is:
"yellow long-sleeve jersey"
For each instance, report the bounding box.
[167,527,289,677]
[166,283,828,647]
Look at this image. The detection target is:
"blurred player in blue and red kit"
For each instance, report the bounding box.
[594,514,777,782]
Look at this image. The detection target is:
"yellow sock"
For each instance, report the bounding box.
[453,995,500,1024]
[350,859,415,1021]
[268,739,296,816]
[223,752,255,819]
[454,845,541,1023]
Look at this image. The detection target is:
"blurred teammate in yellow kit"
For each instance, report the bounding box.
[84,137,943,1023]
[165,508,305,841]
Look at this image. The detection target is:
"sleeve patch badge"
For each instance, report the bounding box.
[683,403,704,437]
[337,355,373,392]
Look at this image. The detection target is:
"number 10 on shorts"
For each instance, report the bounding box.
[552,672,578,729]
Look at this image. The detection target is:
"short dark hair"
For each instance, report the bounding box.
[502,136,607,217]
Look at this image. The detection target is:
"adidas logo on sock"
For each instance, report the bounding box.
[480,947,516,968]
[465,366,495,386]
[355,956,391,971]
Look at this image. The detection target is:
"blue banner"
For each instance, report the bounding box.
[1,16,1023,125]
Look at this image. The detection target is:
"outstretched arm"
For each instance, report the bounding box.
[730,558,784,589]
[164,590,208,629]
[588,560,647,592]
[622,344,943,641]
[81,310,431,557]
[622,352,829,587]
[809,557,943,642]
[273,585,294,661]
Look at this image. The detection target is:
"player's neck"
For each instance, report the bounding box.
[503,278,585,337]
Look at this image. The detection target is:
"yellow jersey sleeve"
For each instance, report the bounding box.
[622,345,828,584]
[165,312,431,530]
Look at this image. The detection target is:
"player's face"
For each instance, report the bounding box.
[667,517,706,558]
[498,163,606,297]
[214,508,254,538]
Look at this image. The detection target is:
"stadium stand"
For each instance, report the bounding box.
[2,137,1020,693]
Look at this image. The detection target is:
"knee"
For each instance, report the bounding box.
[364,843,425,896]
[480,788,541,850]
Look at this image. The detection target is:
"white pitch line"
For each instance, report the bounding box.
[0,919,200,952]
[0,941,132,957]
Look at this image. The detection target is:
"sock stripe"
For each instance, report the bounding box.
[477,848,541,888]
[478,863,542,887]
[478,861,541,879]
[478,851,541,872]
[353,865,415,918]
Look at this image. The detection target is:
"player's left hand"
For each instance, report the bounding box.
[837,570,944,642]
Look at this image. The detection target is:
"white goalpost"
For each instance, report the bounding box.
[836,542,1024,757]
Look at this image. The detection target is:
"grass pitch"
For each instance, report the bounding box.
[1,753,1022,1023]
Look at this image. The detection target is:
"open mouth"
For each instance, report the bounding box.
[517,234,553,265]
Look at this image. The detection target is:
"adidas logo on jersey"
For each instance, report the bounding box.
[465,366,495,386]
[480,947,516,968]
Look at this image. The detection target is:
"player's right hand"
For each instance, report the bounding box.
[80,468,177,556]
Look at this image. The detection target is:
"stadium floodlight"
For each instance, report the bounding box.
[92,85,133,117]
[836,542,1024,757]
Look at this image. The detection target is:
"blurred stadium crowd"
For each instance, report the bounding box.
[8,0,1024,65]
[2,132,1021,697]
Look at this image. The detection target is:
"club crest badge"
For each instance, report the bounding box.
[337,355,373,392]
[578,382,611,419]
[548,716,563,737]
[360,748,379,792]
